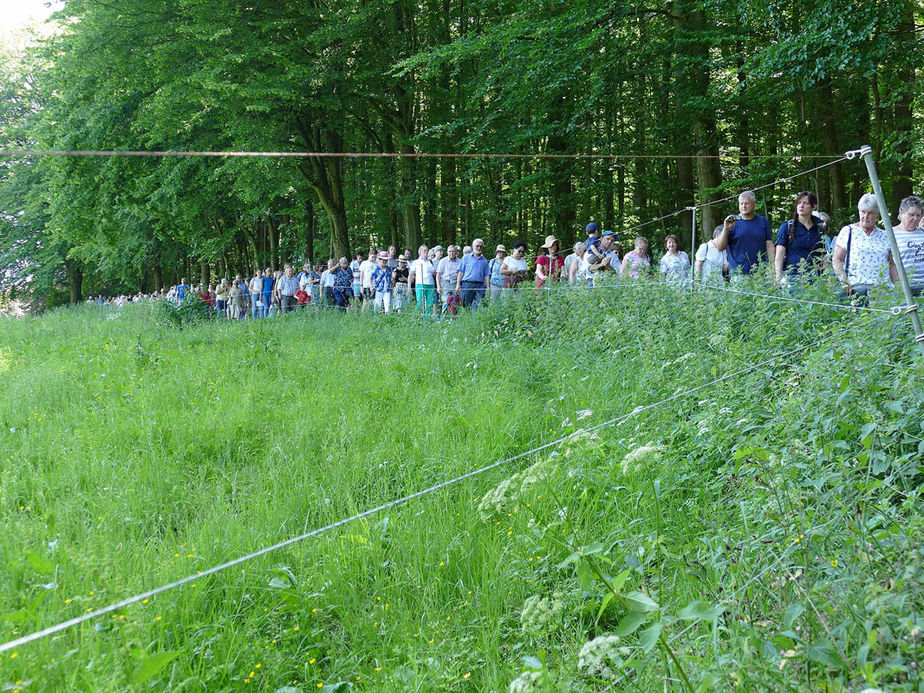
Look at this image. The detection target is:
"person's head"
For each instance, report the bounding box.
[432,245,444,259]
[665,234,679,253]
[738,190,757,218]
[181,277,187,285]
[418,244,428,260]
[339,256,349,269]
[512,240,526,259]
[355,252,363,261]
[388,245,397,258]
[314,262,324,272]
[794,191,818,219]
[398,254,408,268]
[472,239,485,256]
[448,244,459,259]
[495,244,507,259]
[463,245,472,256]
[600,234,613,250]
[540,235,559,255]
[574,241,586,256]
[284,263,294,276]
[264,267,272,277]
[712,225,723,240]
[235,274,242,283]
[377,251,389,268]
[368,248,376,260]
[585,222,600,237]
[327,259,336,269]
[898,195,923,231]
[613,242,622,257]
[857,193,880,230]
[635,236,649,254]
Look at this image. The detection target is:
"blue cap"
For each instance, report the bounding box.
[602,230,617,238]
[585,222,600,233]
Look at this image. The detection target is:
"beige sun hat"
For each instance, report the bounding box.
[540,235,559,250]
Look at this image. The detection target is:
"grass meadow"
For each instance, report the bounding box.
[1,281,922,692]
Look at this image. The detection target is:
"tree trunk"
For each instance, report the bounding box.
[294,118,351,261]
[305,198,316,264]
[66,258,83,304]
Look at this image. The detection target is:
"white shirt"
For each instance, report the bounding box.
[410,258,436,285]
[835,225,892,286]
[660,251,690,282]
[502,255,528,273]
[437,256,461,284]
[695,241,727,283]
[893,228,924,286]
[359,259,375,289]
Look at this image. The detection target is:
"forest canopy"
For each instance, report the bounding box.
[0,0,922,301]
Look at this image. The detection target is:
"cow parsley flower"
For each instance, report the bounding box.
[520,592,564,632]
[508,670,544,693]
[578,634,625,679]
[620,444,665,474]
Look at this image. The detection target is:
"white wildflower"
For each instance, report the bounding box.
[578,634,624,679]
[509,670,544,693]
[620,444,665,474]
[576,409,593,421]
[520,592,564,632]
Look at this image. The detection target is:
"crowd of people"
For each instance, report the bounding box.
[88,191,924,314]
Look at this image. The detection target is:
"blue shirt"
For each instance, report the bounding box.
[585,235,601,260]
[176,284,189,301]
[261,276,275,294]
[489,258,506,287]
[727,215,771,275]
[457,254,491,283]
[332,267,353,289]
[371,266,392,292]
[775,219,826,275]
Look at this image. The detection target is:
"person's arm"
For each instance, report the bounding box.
[774,245,787,284]
[765,240,775,265]
[831,245,848,287]
[455,269,462,292]
[888,252,898,282]
[714,216,735,252]
[483,261,491,290]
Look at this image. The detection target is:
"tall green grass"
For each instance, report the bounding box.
[1,281,921,691]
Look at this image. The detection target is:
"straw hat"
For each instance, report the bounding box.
[377,251,389,260]
[540,235,559,250]
[495,244,507,254]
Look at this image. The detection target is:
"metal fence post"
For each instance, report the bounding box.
[853,145,924,358]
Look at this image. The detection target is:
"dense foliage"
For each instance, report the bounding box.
[0,0,922,301]
[1,282,922,690]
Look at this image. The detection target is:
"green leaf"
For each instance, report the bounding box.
[639,621,663,653]
[26,550,54,575]
[623,591,659,612]
[321,683,353,693]
[613,611,648,637]
[806,639,845,669]
[677,600,724,622]
[133,650,178,685]
[782,603,805,630]
[595,591,616,624]
[577,560,594,592]
[609,569,631,594]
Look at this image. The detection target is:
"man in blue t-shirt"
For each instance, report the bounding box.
[714,191,773,276]
[176,278,189,302]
